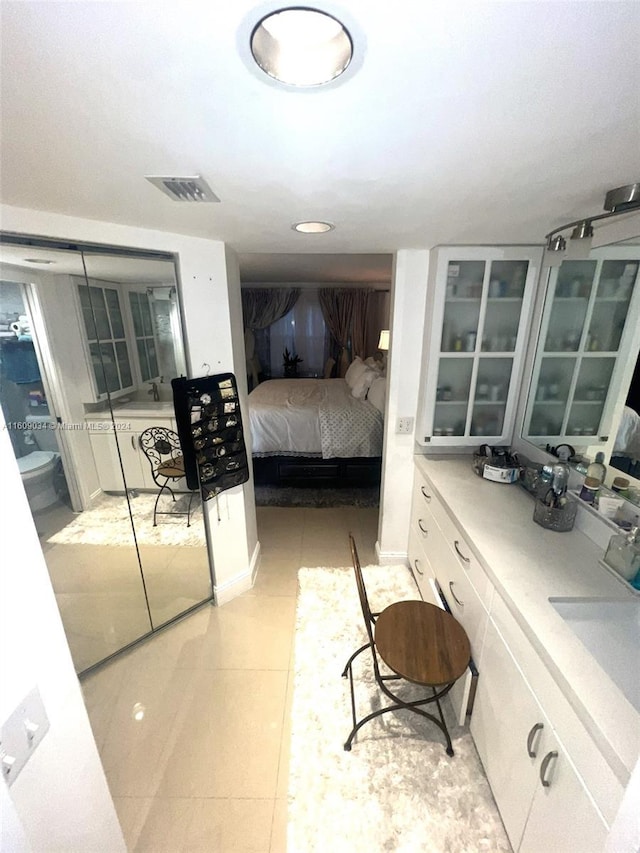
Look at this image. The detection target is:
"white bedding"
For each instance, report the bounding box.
[248,378,383,459]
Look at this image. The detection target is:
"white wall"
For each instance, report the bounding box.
[0,203,258,603]
[377,249,429,562]
[0,407,126,852]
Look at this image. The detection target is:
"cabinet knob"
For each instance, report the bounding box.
[454,540,470,564]
[420,486,431,502]
[413,559,424,576]
[526,722,544,758]
[448,581,464,607]
[418,519,429,535]
[540,750,558,788]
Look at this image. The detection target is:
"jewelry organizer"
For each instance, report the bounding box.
[172,372,249,500]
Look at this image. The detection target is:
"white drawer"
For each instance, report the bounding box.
[414,472,493,610]
[407,523,439,605]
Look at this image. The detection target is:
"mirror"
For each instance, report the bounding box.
[521,238,640,508]
[0,237,212,674]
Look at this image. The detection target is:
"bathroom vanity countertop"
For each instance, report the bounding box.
[84,401,175,420]
[414,454,639,784]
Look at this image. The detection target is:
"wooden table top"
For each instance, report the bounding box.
[374,600,471,687]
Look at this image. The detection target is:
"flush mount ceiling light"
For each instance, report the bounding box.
[251,7,353,86]
[292,220,334,233]
[544,181,640,263]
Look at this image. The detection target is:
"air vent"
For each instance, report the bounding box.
[145,175,220,203]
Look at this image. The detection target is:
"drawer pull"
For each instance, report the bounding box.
[540,751,558,788]
[454,539,470,564]
[414,559,424,576]
[420,486,432,502]
[448,581,463,607]
[418,519,429,535]
[131,435,137,450]
[526,722,544,758]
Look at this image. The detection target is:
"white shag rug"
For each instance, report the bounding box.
[288,564,511,853]
[48,492,206,547]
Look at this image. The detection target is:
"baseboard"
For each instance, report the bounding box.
[375,539,409,566]
[213,541,261,605]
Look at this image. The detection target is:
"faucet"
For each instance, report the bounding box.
[148,381,160,402]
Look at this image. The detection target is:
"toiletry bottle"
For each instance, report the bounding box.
[603,526,640,581]
[579,476,600,504]
[586,452,606,486]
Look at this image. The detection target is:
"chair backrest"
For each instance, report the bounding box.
[349,533,376,647]
[139,426,182,472]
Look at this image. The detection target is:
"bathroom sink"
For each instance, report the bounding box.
[549,597,640,713]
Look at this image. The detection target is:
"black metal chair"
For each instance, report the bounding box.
[342,533,470,755]
[138,426,196,526]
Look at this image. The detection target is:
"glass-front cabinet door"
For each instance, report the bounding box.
[417,246,542,446]
[524,249,640,445]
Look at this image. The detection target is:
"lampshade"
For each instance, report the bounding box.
[378,330,390,351]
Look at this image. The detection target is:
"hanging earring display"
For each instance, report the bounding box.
[172,372,249,500]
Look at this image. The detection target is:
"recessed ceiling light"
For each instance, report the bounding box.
[292,220,335,234]
[251,8,353,86]
[23,258,55,264]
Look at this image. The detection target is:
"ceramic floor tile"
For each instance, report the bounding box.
[249,551,301,597]
[99,667,195,797]
[132,797,198,852]
[299,543,352,567]
[197,595,296,670]
[270,799,288,853]
[184,798,275,852]
[276,672,294,799]
[157,669,288,799]
[80,654,131,750]
[257,507,305,553]
[112,797,154,851]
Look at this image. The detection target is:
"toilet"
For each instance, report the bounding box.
[17,415,60,512]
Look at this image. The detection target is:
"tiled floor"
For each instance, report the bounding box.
[81,506,379,852]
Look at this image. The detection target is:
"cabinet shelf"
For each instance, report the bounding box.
[418,247,542,447]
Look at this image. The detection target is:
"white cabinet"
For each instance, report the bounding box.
[472,618,608,852]
[417,246,542,446]
[524,247,640,445]
[87,414,185,493]
[412,461,614,851]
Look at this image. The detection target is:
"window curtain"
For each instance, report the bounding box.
[318,288,355,377]
[350,289,371,361]
[241,287,301,384]
[241,287,301,331]
[268,289,329,377]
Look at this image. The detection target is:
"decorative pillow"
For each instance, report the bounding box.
[367,376,386,413]
[350,368,379,400]
[344,356,368,389]
[364,356,383,371]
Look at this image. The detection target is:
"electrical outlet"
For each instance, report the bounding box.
[396,416,414,434]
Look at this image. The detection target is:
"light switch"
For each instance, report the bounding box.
[1,687,50,787]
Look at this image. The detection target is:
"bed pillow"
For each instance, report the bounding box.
[350,367,379,400]
[367,376,386,414]
[345,356,369,389]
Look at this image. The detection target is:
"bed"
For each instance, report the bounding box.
[248,377,384,487]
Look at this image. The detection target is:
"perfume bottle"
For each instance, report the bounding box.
[603,527,640,581]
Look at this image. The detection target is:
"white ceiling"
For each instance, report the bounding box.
[1,1,639,282]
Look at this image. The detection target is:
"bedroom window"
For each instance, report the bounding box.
[261,289,329,377]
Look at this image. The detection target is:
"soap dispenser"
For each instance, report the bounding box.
[603,526,640,581]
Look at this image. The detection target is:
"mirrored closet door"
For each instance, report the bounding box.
[0,236,213,674]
